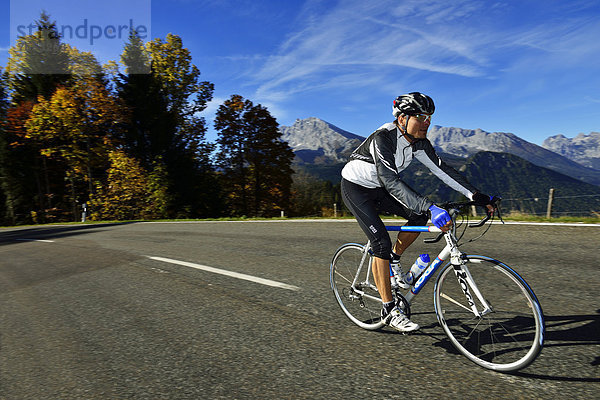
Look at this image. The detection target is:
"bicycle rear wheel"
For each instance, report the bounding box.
[330,243,385,330]
[434,256,544,372]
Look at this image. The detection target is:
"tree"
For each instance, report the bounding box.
[7,12,71,103]
[88,150,169,220]
[2,15,220,223]
[288,170,344,217]
[215,95,294,217]
[117,31,172,167]
[64,44,104,78]
[117,31,219,218]
[2,12,73,223]
[120,30,151,75]
[1,100,52,223]
[24,79,127,220]
[215,95,249,215]
[146,34,213,121]
[0,68,13,224]
[243,103,294,216]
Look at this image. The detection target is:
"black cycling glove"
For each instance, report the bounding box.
[472,192,495,206]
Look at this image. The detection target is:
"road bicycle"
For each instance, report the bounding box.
[329,201,545,372]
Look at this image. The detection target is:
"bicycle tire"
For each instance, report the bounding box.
[330,243,385,330]
[434,255,544,372]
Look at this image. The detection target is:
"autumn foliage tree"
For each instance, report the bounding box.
[1,13,73,223]
[88,150,170,221]
[0,12,296,224]
[24,79,126,219]
[0,69,16,224]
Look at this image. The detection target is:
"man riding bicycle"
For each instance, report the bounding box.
[341,92,496,332]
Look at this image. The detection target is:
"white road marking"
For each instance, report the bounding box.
[15,239,55,243]
[146,256,301,291]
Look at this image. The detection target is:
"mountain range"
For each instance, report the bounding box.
[542,132,600,170]
[280,118,600,216]
[280,117,600,186]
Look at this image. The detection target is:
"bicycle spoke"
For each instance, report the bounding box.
[434,256,544,371]
[334,269,352,285]
[440,292,473,313]
[331,244,385,331]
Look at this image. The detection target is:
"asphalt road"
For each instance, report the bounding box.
[0,220,598,399]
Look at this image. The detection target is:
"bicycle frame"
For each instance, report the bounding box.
[358,220,493,318]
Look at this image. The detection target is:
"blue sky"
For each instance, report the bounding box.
[1,0,599,145]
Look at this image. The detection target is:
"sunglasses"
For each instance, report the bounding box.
[411,114,432,123]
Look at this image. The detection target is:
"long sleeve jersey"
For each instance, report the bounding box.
[341,122,479,214]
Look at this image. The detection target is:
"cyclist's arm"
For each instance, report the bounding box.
[412,140,479,200]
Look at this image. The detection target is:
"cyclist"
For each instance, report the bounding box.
[341,92,495,332]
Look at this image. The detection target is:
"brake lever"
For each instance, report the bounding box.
[496,204,505,224]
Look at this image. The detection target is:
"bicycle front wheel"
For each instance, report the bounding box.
[330,243,385,330]
[434,256,544,372]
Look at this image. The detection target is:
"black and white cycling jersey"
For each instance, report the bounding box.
[341,122,479,214]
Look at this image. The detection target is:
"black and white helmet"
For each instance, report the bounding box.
[392,92,435,118]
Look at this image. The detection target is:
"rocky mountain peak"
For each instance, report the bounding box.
[542,132,600,169]
[279,117,364,164]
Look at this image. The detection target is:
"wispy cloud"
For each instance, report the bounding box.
[511,16,600,65]
[584,96,600,104]
[250,0,493,102]
[248,0,600,105]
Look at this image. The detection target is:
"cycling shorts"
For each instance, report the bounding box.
[341,178,428,259]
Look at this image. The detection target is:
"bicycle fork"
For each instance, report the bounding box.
[434,236,493,318]
[449,253,493,317]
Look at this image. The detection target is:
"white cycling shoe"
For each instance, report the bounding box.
[382,306,420,333]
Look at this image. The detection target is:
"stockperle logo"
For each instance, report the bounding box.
[9,0,151,74]
[15,18,149,46]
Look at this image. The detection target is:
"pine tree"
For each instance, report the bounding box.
[117,30,171,168]
[116,31,219,218]
[7,12,71,103]
[120,30,151,75]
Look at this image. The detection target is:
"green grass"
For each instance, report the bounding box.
[500,212,600,224]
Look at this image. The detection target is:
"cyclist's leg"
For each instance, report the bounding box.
[377,191,428,256]
[393,231,420,255]
[341,179,421,332]
[371,256,393,303]
[341,179,394,303]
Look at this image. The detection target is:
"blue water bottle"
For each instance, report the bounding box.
[403,254,430,286]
